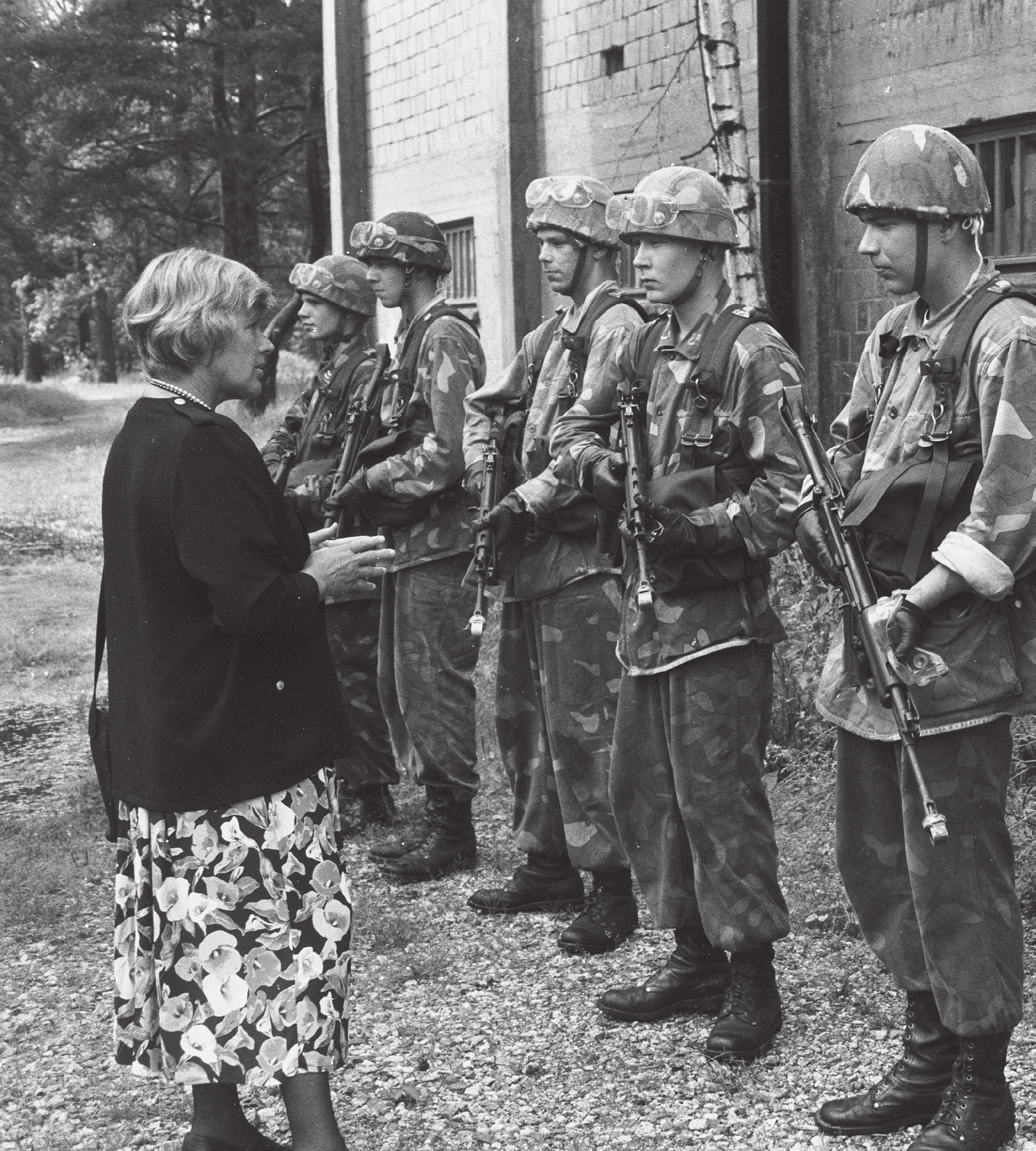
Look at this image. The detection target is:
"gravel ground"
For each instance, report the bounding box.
[1,757,1035,1151]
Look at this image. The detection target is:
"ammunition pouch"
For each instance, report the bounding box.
[842,445,980,595]
[645,463,765,592]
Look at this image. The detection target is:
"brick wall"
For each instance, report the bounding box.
[797,0,1036,426]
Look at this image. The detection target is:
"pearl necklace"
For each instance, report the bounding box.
[145,376,214,412]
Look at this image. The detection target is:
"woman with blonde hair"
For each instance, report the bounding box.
[102,247,392,1151]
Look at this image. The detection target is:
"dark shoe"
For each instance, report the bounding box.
[380,793,476,882]
[596,924,730,1020]
[357,784,397,828]
[368,798,433,861]
[468,855,584,913]
[558,869,638,955]
[704,943,782,1063]
[907,1033,1015,1151]
[816,991,958,1136]
[182,1134,289,1151]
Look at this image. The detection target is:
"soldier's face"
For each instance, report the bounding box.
[632,236,704,304]
[298,294,349,342]
[537,229,584,296]
[365,259,407,309]
[856,209,923,296]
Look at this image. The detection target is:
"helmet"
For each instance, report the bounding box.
[843,124,990,219]
[525,175,621,248]
[289,254,376,316]
[350,211,452,274]
[606,167,737,247]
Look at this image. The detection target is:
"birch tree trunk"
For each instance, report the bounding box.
[696,0,764,308]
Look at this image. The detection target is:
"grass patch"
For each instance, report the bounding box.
[0,382,90,426]
[0,788,110,934]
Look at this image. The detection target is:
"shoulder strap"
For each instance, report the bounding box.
[525,311,566,404]
[629,314,669,390]
[920,284,1036,442]
[387,303,479,419]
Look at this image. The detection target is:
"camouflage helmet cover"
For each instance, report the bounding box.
[842,124,990,220]
[351,211,452,274]
[525,175,622,248]
[608,166,738,247]
[289,254,377,316]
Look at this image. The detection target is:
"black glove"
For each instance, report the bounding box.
[633,496,699,559]
[588,451,627,513]
[325,469,371,520]
[887,597,932,661]
[794,506,839,585]
[472,491,534,547]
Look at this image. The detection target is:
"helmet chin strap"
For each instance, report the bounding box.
[560,239,590,297]
[911,219,929,297]
[671,248,711,309]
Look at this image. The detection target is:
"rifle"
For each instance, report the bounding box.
[616,382,655,610]
[467,416,503,638]
[779,383,948,845]
[271,448,297,492]
[324,345,391,534]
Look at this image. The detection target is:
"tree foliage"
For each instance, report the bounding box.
[0,0,329,379]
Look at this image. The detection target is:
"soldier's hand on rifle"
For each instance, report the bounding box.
[794,506,839,585]
[632,496,698,559]
[325,469,372,521]
[473,491,534,546]
[464,462,486,504]
[587,451,627,513]
[887,597,932,662]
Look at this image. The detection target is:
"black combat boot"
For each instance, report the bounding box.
[907,1033,1015,1151]
[704,942,782,1063]
[467,853,584,913]
[557,869,638,955]
[816,991,958,1136]
[379,791,477,882]
[596,923,730,1021]
[368,792,434,862]
[356,785,397,828]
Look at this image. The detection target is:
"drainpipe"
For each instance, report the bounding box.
[757,0,795,343]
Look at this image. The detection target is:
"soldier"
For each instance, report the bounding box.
[261,254,397,828]
[462,175,643,955]
[551,166,804,1064]
[327,212,487,883]
[798,125,1036,1151]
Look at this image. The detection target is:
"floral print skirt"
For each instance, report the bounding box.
[113,767,351,1086]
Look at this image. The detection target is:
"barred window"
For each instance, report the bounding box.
[955,116,1036,279]
[442,219,477,303]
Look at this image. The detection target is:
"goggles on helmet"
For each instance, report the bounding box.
[349,220,402,253]
[289,262,342,297]
[605,192,687,232]
[525,177,609,210]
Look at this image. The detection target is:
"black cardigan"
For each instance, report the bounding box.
[101,398,348,810]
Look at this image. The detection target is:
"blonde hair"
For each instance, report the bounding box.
[123,248,271,375]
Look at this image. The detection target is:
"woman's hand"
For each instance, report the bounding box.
[304,530,394,599]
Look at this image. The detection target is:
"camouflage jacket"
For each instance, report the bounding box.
[260,333,374,524]
[551,286,805,675]
[369,295,486,571]
[817,263,1036,737]
[463,281,640,600]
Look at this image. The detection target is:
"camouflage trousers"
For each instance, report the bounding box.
[610,642,789,950]
[836,718,1023,1035]
[378,552,481,800]
[324,599,398,791]
[496,574,626,872]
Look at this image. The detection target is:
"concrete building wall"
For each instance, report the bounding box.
[793,0,1036,428]
[365,0,514,368]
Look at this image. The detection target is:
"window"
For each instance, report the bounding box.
[956,116,1036,279]
[442,219,476,303]
[602,45,624,77]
